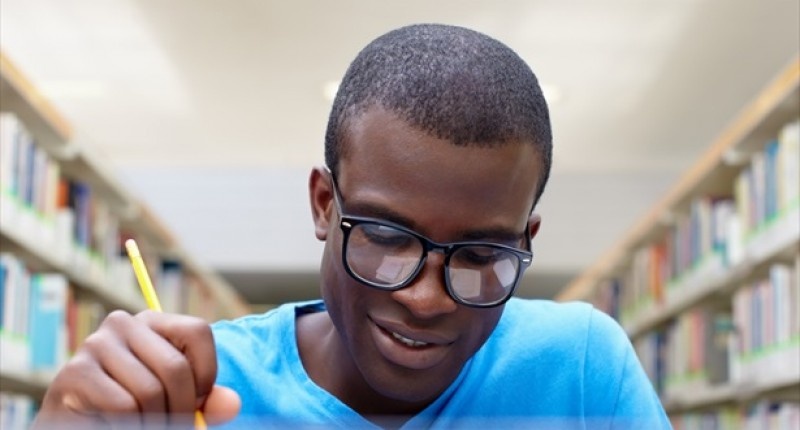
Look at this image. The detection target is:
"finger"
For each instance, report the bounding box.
[49,353,142,427]
[86,327,170,428]
[202,385,242,425]
[135,311,217,407]
[124,312,199,415]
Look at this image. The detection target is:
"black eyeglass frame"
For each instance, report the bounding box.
[327,169,534,308]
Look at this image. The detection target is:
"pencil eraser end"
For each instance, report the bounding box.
[124,239,140,257]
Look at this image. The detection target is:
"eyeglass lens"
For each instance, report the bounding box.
[344,222,520,304]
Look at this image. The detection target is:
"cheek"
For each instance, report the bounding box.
[321,239,343,296]
[320,240,343,313]
[465,307,504,350]
[320,238,366,334]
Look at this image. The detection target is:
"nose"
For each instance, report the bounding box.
[390,252,459,319]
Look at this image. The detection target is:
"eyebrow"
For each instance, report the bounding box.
[342,200,523,244]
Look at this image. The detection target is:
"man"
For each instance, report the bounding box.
[34,24,670,429]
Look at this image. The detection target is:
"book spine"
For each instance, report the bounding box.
[28,273,69,375]
[0,392,34,430]
[0,254,31,374]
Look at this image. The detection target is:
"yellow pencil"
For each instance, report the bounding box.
[125,238,207,430]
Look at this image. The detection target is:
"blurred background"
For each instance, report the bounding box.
[1,0,797,307]
[0,1,799,429]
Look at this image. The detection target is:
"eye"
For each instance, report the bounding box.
[358,224,415,247]
[455,246,507,265]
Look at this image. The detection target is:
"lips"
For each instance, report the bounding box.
[369,317,455,370]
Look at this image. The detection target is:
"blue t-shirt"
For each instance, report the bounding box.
[212,298,671,429]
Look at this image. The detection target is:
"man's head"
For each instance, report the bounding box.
[325,23,552,206]
[308,24,551,414]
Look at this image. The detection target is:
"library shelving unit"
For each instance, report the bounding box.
[0,51,251,410]
[557,56,800,427]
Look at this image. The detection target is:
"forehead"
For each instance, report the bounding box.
[337,107,542,237]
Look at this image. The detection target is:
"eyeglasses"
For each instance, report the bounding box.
[327,170,533,308]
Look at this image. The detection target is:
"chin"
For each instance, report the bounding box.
[366,376,445,413]
[361,354,464,407]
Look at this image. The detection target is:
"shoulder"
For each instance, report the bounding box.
[496,298,595,341]
[502,297,593,319]
[499,298,628,344]
[470,299,669,424]
[213,300,323,335]
[212,305,283,346]
[477,299,599,372]
[486,298,632,373]
[454,299,629,415]
[211,300,323,364]
[210,300,324,408]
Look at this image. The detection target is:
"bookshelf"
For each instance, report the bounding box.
[557,56,800,427]
[0,371,48,400]
[0,51,252,422]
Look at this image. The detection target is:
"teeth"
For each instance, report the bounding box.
[391,331,429,347]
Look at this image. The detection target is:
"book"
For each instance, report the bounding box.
[0,254,31,374]
[777,120,800,212]
[28,273,68,376]
[0,393,33,430]
[158,259,184,314]
[0,112,20,197]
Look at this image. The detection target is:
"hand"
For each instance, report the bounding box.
[32,310,241,428]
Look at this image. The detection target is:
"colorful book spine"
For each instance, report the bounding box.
[0,393,34,430]
[0,113,18,196]
[158,260,185,314]
[634,330,667,395]
[732,260,800,364]
[735,120,800,239]
[0,253,31,374]
[776,120,799,212]
[670,405,739,430]
[28,273,68,375]
[671,401,800,430]
[0,253,115,375]
[596,119,799,329]
[743,401,800,430]
[66,293,107,356]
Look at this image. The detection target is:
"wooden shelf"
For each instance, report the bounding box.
[0,51,72,151]
[1,52,139,228]
[624,206,800,339]
[0,370,50,400]
[557,56,800,303]
[0,202,145,313]
[0,51,250,321]
[177,249,252,318]
[0,50,252,401]
[663,344,800,413]
[555,56,800,420]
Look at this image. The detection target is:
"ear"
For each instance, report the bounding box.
[309,166,334,241]
[527,213,542,239]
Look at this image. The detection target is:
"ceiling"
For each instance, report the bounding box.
[1,0,798,305]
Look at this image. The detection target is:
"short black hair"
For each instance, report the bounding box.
[324,23,553,205]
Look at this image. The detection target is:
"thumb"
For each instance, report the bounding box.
[201,385,241,425]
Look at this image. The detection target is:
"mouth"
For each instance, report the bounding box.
[369,317,454,370]
[387,327,432,348]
